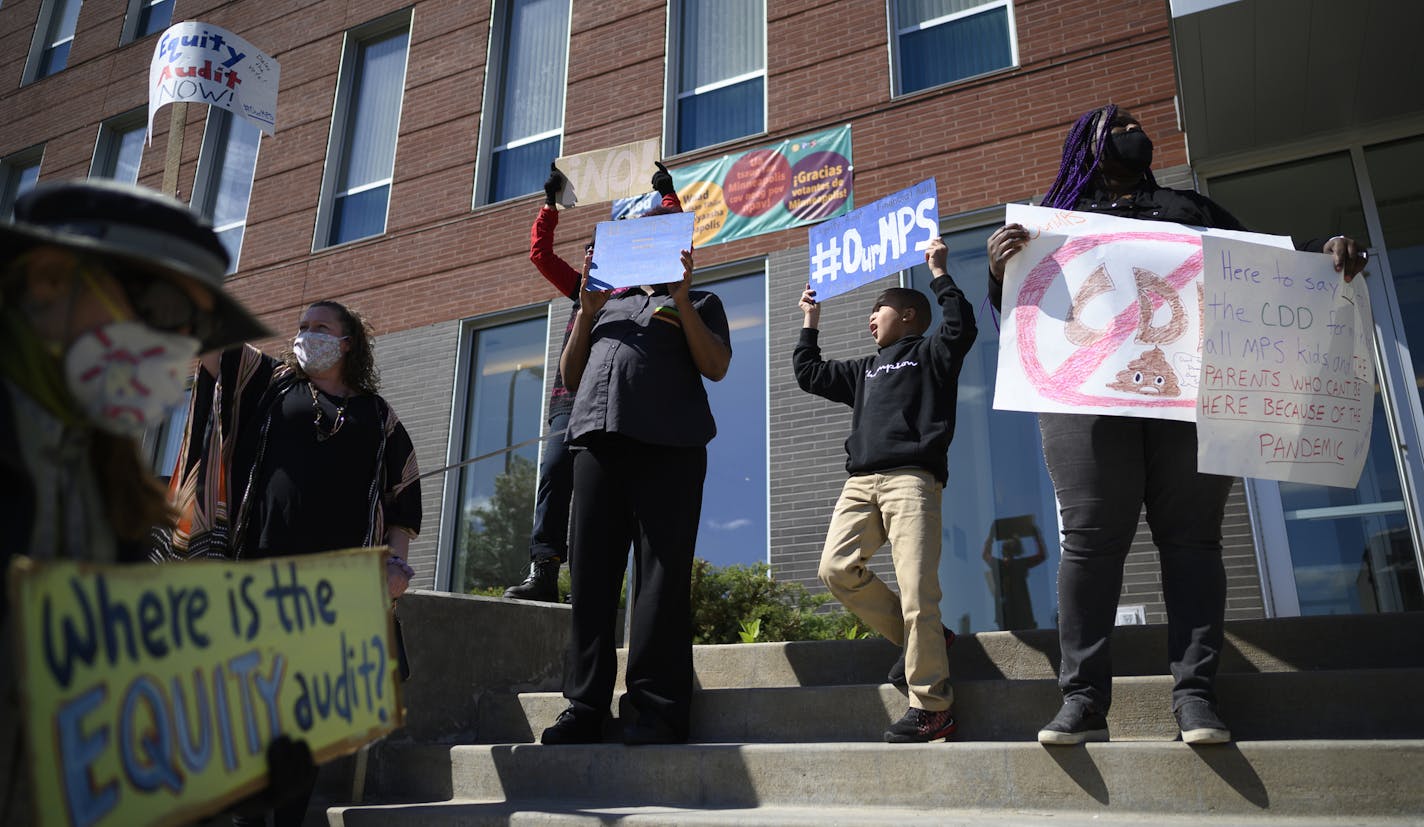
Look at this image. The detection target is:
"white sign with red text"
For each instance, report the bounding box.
[148,22,280,141]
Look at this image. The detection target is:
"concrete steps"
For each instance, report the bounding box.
[335,597,1424,825]
[333,741,1424,824]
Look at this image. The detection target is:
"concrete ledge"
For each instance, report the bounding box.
[439,740,1424,817]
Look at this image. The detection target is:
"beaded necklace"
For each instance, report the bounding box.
[309,382,347,442]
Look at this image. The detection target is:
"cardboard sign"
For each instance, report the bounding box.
[588,211,695,291]
[9,549,401,827]
[994,204,1293,420]
[556,138,660,206]
[806,178,938,300]
[148,22,280,141]
[1197,236,1375,487]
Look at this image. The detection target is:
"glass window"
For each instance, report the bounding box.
[479,0,570,205]
[672,0,765,154]
[1209,153,1419,616]
[144,387,191,481]
[90,112,146,183]
[123,0,173,43]
[451,316,549,592]
[696,271,768,567]
[193,109,261,272]
[1,146,43,221]
[28,0,83,82]
[906,222,1061,634]
[889,0,1016,96]
[318,21,409,248]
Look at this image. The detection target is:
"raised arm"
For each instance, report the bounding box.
[924,237,978,369]
[791,286,861,405]
[529,165,581,299]
[559,250,612,392]
[670,249,731,381]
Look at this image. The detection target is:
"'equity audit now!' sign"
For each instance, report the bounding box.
[148,21,280,141]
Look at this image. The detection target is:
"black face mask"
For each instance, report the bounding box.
[1106,130,1154,175]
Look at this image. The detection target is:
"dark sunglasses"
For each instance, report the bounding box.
[113,271,217,343]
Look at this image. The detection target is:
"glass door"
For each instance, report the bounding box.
[1206,146,1424,616]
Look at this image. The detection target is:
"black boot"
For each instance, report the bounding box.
[504,559,560,602]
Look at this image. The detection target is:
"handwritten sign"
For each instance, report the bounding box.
[1197,237,1374,487]
[556,139,659,207]
[589,211,695,291]
[9,549,401,827]
[148,22,280,141]
[805,178,938,301]
[994,204,1292,420]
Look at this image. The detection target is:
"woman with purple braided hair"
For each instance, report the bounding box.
[986,105,1369,747]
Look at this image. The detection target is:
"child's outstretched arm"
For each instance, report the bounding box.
[924,237,978,369]
[791,283,859,405]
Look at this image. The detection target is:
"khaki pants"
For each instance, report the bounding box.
[818,470,951,711]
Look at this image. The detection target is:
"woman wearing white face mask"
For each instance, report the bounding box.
[160,299,422,607]
[1,180,268,826]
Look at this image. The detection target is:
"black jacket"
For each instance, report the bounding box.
[793,274,977,484]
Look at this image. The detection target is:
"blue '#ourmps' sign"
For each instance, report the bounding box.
[806,178,938,301]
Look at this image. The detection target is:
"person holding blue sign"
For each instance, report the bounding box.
[504,162,682,602]
[540,219,731,747]
[985,104,1368,747]
[793,236,977,743]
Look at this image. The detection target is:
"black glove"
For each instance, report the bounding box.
[544,163,565,206]
[652,161,675,197]
[229,735,318,818]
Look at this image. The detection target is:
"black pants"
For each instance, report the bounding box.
[564,434,706,736]
[529,412,575,564]
[1040,413,1233,714]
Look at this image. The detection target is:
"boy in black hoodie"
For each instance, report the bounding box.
[792,236,977,742]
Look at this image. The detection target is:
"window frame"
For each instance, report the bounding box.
[312,9,412,251]
[119,0,174,45]
[23,0,84,84]
[885,0,1020,99]
[1,144,45,220]
[191,108,262,273]
[471,0,572,208]
[437,303,552,591]
[662,0,769,159]
[89,108,147,182]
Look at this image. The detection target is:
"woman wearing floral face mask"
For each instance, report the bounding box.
[159,299,422,606]
[1,180,269,826]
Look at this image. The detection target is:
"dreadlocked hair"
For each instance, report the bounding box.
[1041,105,1116,210]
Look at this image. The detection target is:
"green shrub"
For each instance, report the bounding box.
[690,560,876,644]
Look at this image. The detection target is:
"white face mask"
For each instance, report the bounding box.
[64,321,199,438]
[293,330,346,373]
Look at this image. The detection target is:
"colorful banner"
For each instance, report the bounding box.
[652,126,852,248]
[994,204,1293,420]
[557,138,660,206]
[148,22,280,141]
[1197,236,1374,487]
[590,212,695,290]
[807,178,938,300]
[9,549,401,827]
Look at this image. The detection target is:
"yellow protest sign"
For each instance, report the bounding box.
[7,548,402,827]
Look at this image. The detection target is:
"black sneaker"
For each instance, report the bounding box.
[1175,700,1231,745]
[1037,701,1109,745]
[540,707,603,745]
[884,706,957,743]
[887,626,957,688]
[504,559,560,602]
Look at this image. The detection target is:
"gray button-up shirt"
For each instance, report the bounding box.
[567,287,730,448]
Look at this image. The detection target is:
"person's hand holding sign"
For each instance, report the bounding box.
[1322,235,1368,283]
[986,223,1031,285]
[925,235,950,277]
[799,283,821,329]
[580,248,612,315]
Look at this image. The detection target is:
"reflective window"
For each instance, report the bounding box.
[319,21,409,248]
[451,316,548,592]
[193,109,261,272]
[480,0,570,204]
[907,222,1061,633]
[91,112,146,183]
[890,0,1016,96]
[697,271,768,567]
[28,0,83,82]
[123,0,172,43]
[1,146,43,221]
[672,0,765,154]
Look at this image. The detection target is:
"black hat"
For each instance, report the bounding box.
[1,179,269,349]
